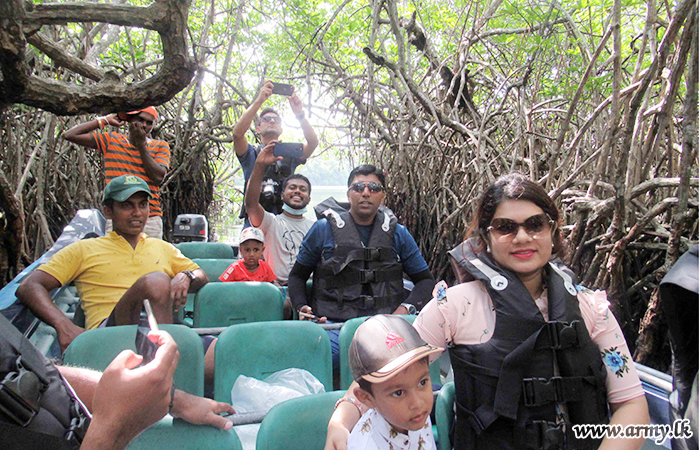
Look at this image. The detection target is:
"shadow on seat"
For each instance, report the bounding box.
[256,391,345,450]
[193,282,284,328]
[127,415,242,450]
[338,315,442,389]
[63,324,205,396]
[176,242,235,259]
[214,321,332,403]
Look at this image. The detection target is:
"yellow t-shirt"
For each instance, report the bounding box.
[38,232,199,330]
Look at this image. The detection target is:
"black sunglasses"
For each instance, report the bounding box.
[487,213,553,238]
[349,182,385,193]
[261,116,281,123]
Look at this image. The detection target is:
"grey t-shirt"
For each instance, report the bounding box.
[259,211,314,283]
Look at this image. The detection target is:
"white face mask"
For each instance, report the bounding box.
[282,204,308,216]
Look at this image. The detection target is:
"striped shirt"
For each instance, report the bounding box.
[92,131,170,216]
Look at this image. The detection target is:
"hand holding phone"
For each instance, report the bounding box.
[298,311,320,323]
[271,82,294,96]
[135,299,159,366]
[273,142,303,159]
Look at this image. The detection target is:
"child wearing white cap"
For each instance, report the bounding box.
[342,315,442,450]
[219,227,276,282]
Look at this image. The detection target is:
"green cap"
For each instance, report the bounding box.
[103,175,152,202]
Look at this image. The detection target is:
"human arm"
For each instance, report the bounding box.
[245,141,282,227]
[598,396,649,450]
[127,121,167,184]
[288,92,318,160]
[324,381,364,450]
[76,329,179,450]
[169,389,235,431]
[232,81,273,157]
[393,225,435,312]
[393,269,435,314]
[288,262,314,315]
[170,268,208,312]
[16,270,84,353]
[62,114,124,149]
[579,289,649,449]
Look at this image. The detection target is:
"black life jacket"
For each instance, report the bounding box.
[311,199,404,321]
[447,242,609,450]
[660,245,699,450]
[0,314,90,449]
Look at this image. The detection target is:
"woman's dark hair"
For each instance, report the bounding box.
[465,173,564,255]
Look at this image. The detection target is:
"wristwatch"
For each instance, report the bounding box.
[181,270,196,282]
[400,303,417,315]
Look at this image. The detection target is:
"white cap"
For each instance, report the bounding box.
[239,227,265,244]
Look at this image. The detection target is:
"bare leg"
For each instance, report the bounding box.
[112,271,173,325]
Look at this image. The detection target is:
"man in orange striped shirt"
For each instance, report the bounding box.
[63,106,169,239]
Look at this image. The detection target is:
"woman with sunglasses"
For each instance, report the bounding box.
[326,173,649,450]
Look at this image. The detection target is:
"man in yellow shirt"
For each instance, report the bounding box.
[16,175,209,353]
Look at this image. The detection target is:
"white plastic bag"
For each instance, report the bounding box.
[231,368,325,450]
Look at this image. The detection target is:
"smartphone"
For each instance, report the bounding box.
[271,82,294,96]
[274,142,303,159]
[298,311,320,323]
[135,299,159,366]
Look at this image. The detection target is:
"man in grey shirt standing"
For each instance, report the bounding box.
[245,141,314,317]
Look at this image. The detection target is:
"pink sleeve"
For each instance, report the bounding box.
[414,282,453,353]
[578,289,645,403]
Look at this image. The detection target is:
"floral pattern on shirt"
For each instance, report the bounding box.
[361,418,372,435]
[601,346,629,377]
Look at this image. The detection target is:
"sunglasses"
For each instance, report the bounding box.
[349,182,385,193]
[261,116,282,123]
[487,213,553,239]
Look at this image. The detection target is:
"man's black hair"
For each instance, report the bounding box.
[255,108,281,126]
[347,164,386,187]
[282,173,311,192]
[102,198,114,208]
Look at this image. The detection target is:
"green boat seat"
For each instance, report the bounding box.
[127,415,242,450]
[435,381,455,450]
[175,293,196,326]
[256,391,345,450]
[192,258,237,282]
[214,321,332,403]
[338,315,442,389]
[63,324,205,396]
[193,282,284,328]
[177,242,235,259]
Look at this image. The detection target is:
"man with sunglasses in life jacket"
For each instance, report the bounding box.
[288,164,436,364]
[232,81,318,224]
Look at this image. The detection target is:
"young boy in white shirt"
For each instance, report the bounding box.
[344,315,443,450]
